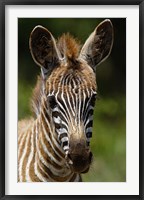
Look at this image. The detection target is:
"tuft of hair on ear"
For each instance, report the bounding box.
[57,33,81,64]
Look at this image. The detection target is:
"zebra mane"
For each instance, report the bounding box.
[57,33,81,61]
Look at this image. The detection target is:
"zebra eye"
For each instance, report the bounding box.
[48,95,57,109]
[92,92,97,99]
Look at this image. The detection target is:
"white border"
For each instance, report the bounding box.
[5,5,139,195]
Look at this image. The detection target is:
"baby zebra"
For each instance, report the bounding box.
[18,19,113,182]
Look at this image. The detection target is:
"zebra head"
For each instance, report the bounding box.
[29,19,113,174]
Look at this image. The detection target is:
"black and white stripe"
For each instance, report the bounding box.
[47,74,97,152]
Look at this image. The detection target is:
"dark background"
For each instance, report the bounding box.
[18,18,126,182]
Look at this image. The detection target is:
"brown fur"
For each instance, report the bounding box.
[57,33,81,60]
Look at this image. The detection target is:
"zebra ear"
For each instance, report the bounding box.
[79,19,114,71]
[29,26,61,76]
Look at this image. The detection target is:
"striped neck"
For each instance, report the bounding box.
[34,101,80,181]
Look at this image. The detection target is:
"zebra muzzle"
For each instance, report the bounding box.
[66,147,93,173]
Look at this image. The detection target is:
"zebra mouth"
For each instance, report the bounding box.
[65,152,92,174]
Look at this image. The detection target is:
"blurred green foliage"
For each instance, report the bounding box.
[18,18,126,182]
[83,96,126,182]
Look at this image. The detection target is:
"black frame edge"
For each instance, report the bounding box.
[0,0,5,199]
[139,0,144,199]
[1,0,143,200]
[0,0,143,5]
